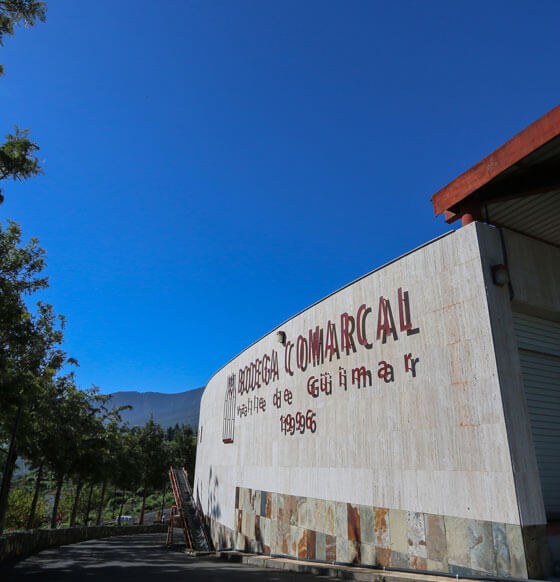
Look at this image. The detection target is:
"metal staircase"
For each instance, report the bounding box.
[167,466,212,551]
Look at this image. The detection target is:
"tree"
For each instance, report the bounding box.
[136,417,167,525]
[0,221,66,531]
[169,424,197,485]
[0,0,47,202]
[0,127,43,203]
[0,1,47,76]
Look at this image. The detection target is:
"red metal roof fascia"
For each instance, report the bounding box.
[431,104,560,217]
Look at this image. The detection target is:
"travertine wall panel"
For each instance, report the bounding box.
[195,223,519,531]
[195,222,557,577]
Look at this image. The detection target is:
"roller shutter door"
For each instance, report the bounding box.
[513,312,560,519]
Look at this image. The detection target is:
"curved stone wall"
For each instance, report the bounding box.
[195,222,551,578]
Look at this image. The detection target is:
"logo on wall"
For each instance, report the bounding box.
[222,373,236,443]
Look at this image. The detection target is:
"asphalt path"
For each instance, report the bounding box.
[1,533,326,581]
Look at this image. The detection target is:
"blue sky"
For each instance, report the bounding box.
[2,1,559,394]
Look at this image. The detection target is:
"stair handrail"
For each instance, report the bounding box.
[181,467,214,551]
[168,466,193,548]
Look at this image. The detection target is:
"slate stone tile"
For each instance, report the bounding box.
[349,540,361,564]
[324,500,336,536]
[277,493,286,523]
[287,525,300,556]
[335,501,348,539]
[407,511,427,559]
[297,496,312,529]
[265,491,272,518]
[348,503,361,543]
[374,507,390,548]
[376,546,392,568]
[252,490,261,514]
[427,558,448,573]
[241,508,248,536]
[298,528,316,560]
[326,534,337,561]
[312,498,327,532]
[468,519,496,574]
[360,542,376,565]
[426,513,447,562]
[410,556,428,570]
[246,511,255,540]
[504,523,528,578]
[271,492,279,521]
[445,515,470,569]
[285,495,298,526]
[316,531,326,561]
[260,517,271,548]
[359,505,375,544]
[448,564,473,577]
[336,537,351,563]
[260,490,267,516]
[255,515,261,543]
[390,550,409,568]
[270,519,282,554]
[389,509,408,554]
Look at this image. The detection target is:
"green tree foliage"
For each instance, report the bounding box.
[0,0,46,203]
[0,0,47,76]
[168,423,197,484]
[5,486,47,530]
[0,127,43,203]
[0,221,66,531]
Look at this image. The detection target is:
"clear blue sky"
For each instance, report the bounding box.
[2,1,559,394]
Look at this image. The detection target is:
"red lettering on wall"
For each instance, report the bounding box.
[404,353,419,377]
[376,297,397,343]
[352,366,372,388]
[296,334,308,371]
[309,326,324,366]
[356,304,373,349]
[325,321,340,361]
[340,313,357,355]
[377,360,394,383]
[271,349,279,381]
[284,341,294,376]
[307,376,319,397]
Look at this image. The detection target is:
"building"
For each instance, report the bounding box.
[194,106,560,578]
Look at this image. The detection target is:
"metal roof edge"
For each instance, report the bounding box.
[431,104,560,216]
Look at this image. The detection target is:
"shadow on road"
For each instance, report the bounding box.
[1,533,321,581]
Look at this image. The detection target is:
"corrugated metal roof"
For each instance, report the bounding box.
[486,191,560,246]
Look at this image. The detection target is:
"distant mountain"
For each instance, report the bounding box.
[107,388,204,429]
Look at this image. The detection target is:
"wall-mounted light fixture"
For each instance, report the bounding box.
[276,331,286,345]
[491,264,509,287]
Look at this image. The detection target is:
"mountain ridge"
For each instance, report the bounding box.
[107,387,204,429]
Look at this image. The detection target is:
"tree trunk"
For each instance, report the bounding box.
[84,482,94,525]
[69,479,83,527]
[27,463,44,529]
[51,476,64,529]
[96,479,107,525]
[117,491,126,526]
[111,486,117,519]
[0,404,23,532]
[139,486,147,525]
[160,484,167,515]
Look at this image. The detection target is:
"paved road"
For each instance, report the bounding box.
[1,533,326,581]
